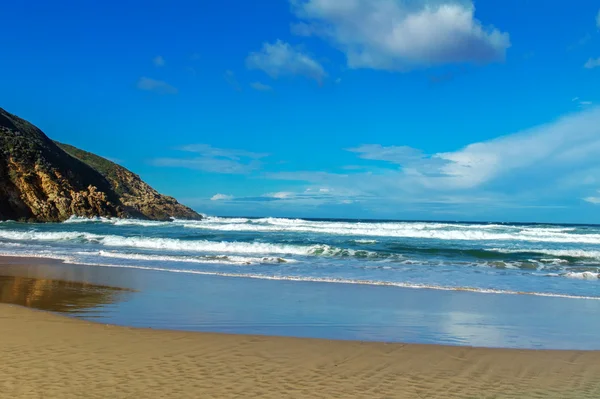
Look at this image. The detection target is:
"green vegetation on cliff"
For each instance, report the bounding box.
[0,107,201,222]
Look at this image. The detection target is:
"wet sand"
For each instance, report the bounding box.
[2,256,600,397]
[2,303,600,398]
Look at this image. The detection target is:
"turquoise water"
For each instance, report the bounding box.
[1,216,599,299]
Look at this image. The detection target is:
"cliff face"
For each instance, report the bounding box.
[56,143,200,221]
[0,107,201,222]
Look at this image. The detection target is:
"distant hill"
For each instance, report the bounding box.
[0,107,201,222]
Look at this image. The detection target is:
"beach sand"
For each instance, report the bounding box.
[1,303,600,398]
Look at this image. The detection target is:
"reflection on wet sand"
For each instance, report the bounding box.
[0,275,131,314]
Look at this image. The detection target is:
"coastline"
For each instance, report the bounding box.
[2,255,600,397]
[2,303,600,398]
[3,254,600,350]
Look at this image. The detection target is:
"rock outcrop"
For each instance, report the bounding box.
[0,107,201,222]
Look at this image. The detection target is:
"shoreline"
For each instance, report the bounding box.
[3,254,600,350]
[2,303,600,398]
[3,255,600,397]
[1,253,597,302]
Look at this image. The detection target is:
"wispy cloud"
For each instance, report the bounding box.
[153,56,165,67]
[596,9,600,28]
[584,57,600,69]
[153,144,268,174]
[262,107,600,213]
[136,77,178,94]
[246,40,326,83]
[584,195,600,205]
[211,194,234,201]
[250,82,273,91]
[290,0,510,71]
[264,192,294,199]
[348,144,424,164]
[180,144,268,159]
[572,97,593,108]
[224,70,241,91]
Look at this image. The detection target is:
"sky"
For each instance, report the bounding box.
[1,0,600,223]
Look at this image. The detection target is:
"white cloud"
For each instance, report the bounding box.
[265,107,600,213]
[584,196,600,204]
[348,144,424,164]
[250,82,273,91]
[265,192,294,199]
[136,77,178,94]
[153,56,165,67]
[584,58,600,69]
[290,0,510,71]
[430,107,600,189]
[154,158,261,174]
[180,144,268,160]
[153,144,268,174]
[246,40,326,83]
[211,194,234,201]
[572,97,593,108]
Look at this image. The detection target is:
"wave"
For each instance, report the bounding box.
[59,216,594,245]
[178,218,596,244]
[0,229,370,257]
[491,248,600,260]
[83,251,295,265]
[565,271,600,280]
[63,215,173,227]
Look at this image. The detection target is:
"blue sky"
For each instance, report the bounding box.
[2,0,600,222]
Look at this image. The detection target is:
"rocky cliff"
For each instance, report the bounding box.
[0,107,201,222]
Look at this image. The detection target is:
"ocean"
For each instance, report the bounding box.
[1,216,599,299]
[2,216,600,349]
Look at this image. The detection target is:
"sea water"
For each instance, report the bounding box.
[1,216,599,299]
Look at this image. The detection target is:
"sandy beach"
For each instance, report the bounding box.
[1,303,599,398]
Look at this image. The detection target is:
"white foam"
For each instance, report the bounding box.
[179,218,596,244]
[354,239,378,244]
[492,248,600,260]
[0,230,101,242]
[87,251,295,265]
[565,271,600,280]
[0,229,358,257]
[63,215,172,227]
[59,216,591,244]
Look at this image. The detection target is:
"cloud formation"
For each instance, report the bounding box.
[136,77,178,94]
[584,57,600,69]
[290,0,510,71]
[211,194,234,201]
[154,144,268,174]
[348,144,424,164]
[153,56,165,67]
[584,195,600,205]
[246,40,326,83]
[263,107,600,214]
[597,9,600,28]
[250,82,273,91]
[180,144,268,160]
